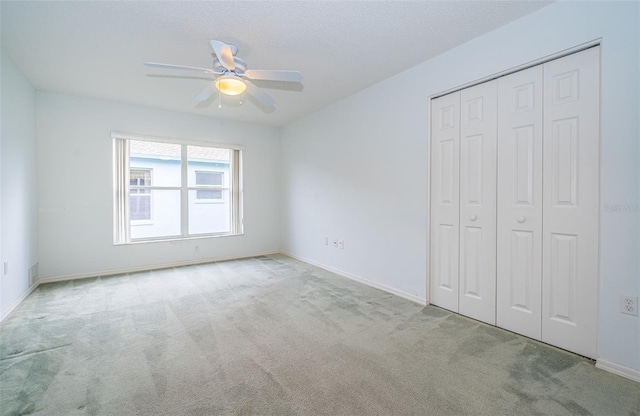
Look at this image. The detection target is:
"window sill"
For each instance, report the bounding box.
[114,232,244,246]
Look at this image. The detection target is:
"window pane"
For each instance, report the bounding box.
[130,140,181,187]
[130,168,152,220]
[130,194,151,221]
[188,190,230,234]
[130,190,181,239]
[196,171,223,186]
[187,146,230,187]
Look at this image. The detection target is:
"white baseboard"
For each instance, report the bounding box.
[37,251,280,284]
[281,251,427,306]
[596,359,640,383]
[0,280,40,323]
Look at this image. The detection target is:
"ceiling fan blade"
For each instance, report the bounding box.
[210,40,236,71]
[145,62,216,74]
[244,80,275,107]
[194,82,217,102]
[244,70,303,83]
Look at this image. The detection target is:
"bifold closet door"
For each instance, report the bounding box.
[542,47,599,358]
[429,92,460,312]
[430,48,599,358]
[496,66,543,339]
[459,81,497,325]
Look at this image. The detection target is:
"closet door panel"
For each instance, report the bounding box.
[459,80,497,325]
[429,92,460,312]
[496,66,543,339]
[542,47,599,358]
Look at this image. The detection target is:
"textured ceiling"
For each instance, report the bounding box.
[1,1,552,127]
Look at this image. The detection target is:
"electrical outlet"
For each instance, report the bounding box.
[338,240,344,249]
[621,296,638,316]
[332,240,339,248]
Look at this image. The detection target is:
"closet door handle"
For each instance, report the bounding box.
[517,216,526,223]
[469,215,477,221]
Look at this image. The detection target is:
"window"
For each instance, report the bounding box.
[130,169,152,221]
[113,134,243,243]
[195,171,224,202]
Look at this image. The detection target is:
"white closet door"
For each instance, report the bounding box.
[429,92,460,312]
[459,81,497,325]
[496,66,543,339]
[542,47,599,358]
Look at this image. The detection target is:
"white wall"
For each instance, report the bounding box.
[0,52,38,319]
[37,92,281,280]
[280,1,640,371]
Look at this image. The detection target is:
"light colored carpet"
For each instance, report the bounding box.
[1,254,638,415]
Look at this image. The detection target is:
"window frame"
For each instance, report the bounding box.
[112,132,243,244]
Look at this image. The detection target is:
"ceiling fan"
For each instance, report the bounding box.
[145,40,303,109]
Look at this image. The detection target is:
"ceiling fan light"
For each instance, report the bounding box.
[215,76,246,96]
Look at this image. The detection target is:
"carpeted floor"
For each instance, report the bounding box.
[1,254,638,415]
